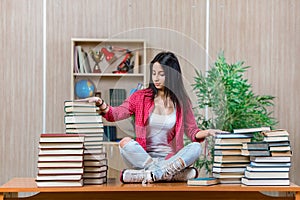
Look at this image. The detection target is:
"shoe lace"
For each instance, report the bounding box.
[162,159,185,180]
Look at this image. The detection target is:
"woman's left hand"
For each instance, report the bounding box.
[196,129,229,139]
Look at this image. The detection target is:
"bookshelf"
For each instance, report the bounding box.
[71,38,147,140]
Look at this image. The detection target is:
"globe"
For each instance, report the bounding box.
[75,79,95,99]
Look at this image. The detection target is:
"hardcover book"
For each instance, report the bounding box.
[241,177,290,186]
[187,177,219,186]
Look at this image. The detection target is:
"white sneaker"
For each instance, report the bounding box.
[120,169,154,184]
[170,167,198,182]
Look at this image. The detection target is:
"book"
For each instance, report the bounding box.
[83,170,107,178]
[37,161,83,168]
[242,142,269,150]
[244,170,289,179]
[187,177,219,186]
[38,167,84,175]
[66,128,104,134]
[218,178,241,184]
[84,159,108,167]
[39,134,85,143]
[215,133,253,138]
[84,165,108,172]
[38,155,83,162]
[36,179,83,187]
[271,151,292,157]
[214,149,241,156]
[233,127,271,134]
[213,162,248,168]
[268,141,290,147]
[214,155,250,163]
[65,123,103,129]
[250,161,291,167]
[109,88,126,106]
[64,115,103,124]
[214,144,242,150]
[84,153,107,161]
[212,167,245,173]
[269,146,291,151]
[212,172,244,179]
[83,177,107,185]
[263,136,289,142]
[38,149,84,155]
[64,106,99,113]
[215,138,251,145]
[262,129,289,137]
[241,149,270,157]
[241,177,290,186]
[246,165,290,172]
[250,156,291,163]
[39,142,84,149]
[36,174,82,181]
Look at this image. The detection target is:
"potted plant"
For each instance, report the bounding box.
[191,51,277,174]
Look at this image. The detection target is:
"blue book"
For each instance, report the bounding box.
[187,177,219,186]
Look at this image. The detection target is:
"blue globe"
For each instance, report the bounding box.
[75,79,95,99]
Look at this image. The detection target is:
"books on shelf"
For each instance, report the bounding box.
[109,88,126,106]
[187,177,219,186]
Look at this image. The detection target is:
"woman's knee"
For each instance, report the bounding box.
[119,137,132,148]
[189,142,202,157]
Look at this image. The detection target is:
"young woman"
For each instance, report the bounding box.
[86,52,221,184]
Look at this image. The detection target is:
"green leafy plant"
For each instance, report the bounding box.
[191,52,277,174]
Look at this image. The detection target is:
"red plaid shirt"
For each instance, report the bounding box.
[102,88,203,159]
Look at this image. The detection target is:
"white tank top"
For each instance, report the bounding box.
[146,108,176,158]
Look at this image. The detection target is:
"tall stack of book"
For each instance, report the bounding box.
[36,134,85,187]
[241,129,292,186]
[213,133,252,184]
[64,100,108,185]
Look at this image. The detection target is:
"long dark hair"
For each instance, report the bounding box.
[148,51,190,108]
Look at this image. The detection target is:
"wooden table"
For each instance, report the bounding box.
[0,178,299,200]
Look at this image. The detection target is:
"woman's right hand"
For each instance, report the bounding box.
[76,97,103,106]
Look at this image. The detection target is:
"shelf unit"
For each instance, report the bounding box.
[71,38,147,140]
[71,38,146,99]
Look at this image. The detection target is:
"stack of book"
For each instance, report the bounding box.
[241,129,292,186]
[36,134,85,187]
[213,133,252,184]
[64,100,108,185]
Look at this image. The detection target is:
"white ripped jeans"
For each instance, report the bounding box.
[119,139,202,181]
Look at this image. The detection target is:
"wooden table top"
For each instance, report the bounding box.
[1,178,300,193]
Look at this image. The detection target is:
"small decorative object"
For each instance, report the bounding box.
[75,79,96,99]
[89,49,104,73]
[95,91,102,98]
